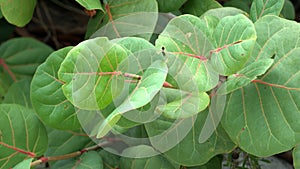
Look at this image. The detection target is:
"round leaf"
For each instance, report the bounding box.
[31,47,81,130]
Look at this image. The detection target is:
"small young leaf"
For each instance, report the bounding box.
[250,0,285,22]
[76,0,104,11]
[0,0,36,26]
[0,104,48,169]
[31,47,81,130]
[12,158,33,169]
[96,60,168,138]
[217,59,274,95]
[280,0,295,20]
[58,37,127,110]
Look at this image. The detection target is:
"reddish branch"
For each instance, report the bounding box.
[105,3,121,38]
[252,79,300,91]
[30,144,103,167]
[0,141,36,157]
[0,58,17,82]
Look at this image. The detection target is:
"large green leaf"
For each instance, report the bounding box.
[31,47,81,130]
[0,104,48,169]
[250,0,285,22]
[3,79,31,108]
[96,60,168,138]
[146,109,235,166]
[58,37,127,110]
[76,0,104,11]
[155,14,219,92]
[0,0,36,26]
[120,145,175,169]
[181,0,222,17]
[222,16,300,156]
[51,151,103,169]
[293,145,300,169]
[98,150,120,169]
[0,37,53,81]
[86,0,158,39]
[210,14,257,75]
[201,7,247,19]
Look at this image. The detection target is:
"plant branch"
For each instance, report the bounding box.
[0,58,17,82]
[0,141,36,157]
[30,144,104,167]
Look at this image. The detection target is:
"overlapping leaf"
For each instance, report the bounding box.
[250,0,285,22]
[293,145,300,169]
[12,158,33,169]
[0,104,48,169]
[210,14,257,75]
[3,79,31,108]
[222,15,300,156]
[156,0,185,12]
[76,0,103,11]
[96,60,168,138]
[58,37,127,110]
[86,0,158,39]
[217,58,274,95]
[155,14,219,92]
[0,0,36,26]
[0,37,53,81]
[201,7,247,19]
[31,47,81,130]
[146,109,235,166]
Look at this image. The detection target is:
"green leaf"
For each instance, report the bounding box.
[217,59,274,95]
[0,104,48,169]
[201,7,247,19]
[181,0,222,17]
[98,150,120,169]
[76,0,104,11]
[293,145,300,169]
[156,0,186,12]
[31,47,81,130]
[222,16,300,156]
[186,156,222,169]
[210,14,257,75]
[0,37,53,81]
[250,0,285,22]
[155,14,219,92]
[96,60,168,138]
[158,88,210,119]
[51,151,103,169]
[3,79,31,108]
[146,109,235,166]
[45,128,93,159]
[12,158,33,169]
[0,0,36,26]
[58,37,127,110]
[224,0,252,13]
[86,0,158,39]
[280,0,295,20]
[120,145,175,169]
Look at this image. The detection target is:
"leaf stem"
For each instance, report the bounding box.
[0,141,36,157]
[168,51,207,61]
[0,58,17,82]
[209,40,243,58]
[252,79,300,91]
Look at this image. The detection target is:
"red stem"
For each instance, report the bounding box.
[210,40,243,56]
[252,79,300,91]
[0,141,36,157]
[105,3,121,38]
[0,58,17,82]
[168,52,207,61]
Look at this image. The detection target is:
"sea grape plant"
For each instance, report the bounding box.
[0,0,300,168]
